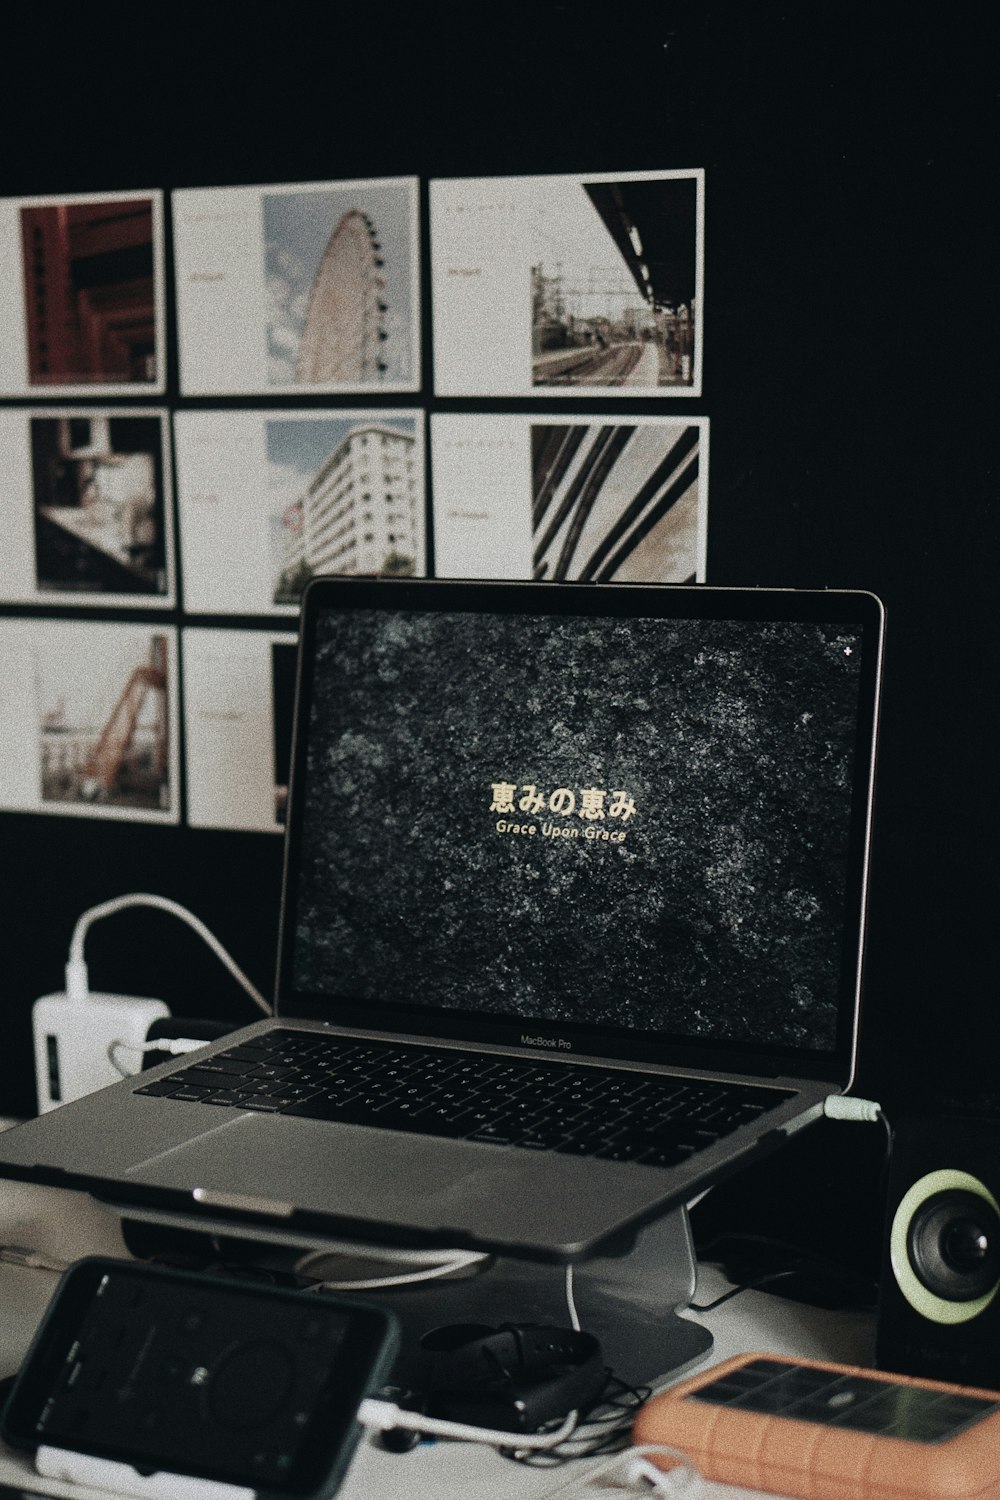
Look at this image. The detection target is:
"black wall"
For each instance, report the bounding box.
[1,10,996,1254]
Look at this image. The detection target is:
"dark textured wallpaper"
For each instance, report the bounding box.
[292,608,864,1052]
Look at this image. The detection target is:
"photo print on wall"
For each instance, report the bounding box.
[0,620,179,824]
[432,413,707,583]
[0,409,175,607]
[267,413,425,601]
[264,181,416,388]
[172,178,420,396]
[182,628,297,834]
[0,191,165,397]
[431,169,703,398]
[173,408,426,616]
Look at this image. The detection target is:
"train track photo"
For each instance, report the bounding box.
[532,341,646,386]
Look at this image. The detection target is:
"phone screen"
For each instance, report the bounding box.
[2,1259,396,1495]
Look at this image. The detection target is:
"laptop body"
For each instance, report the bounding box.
[0,578,884,1262]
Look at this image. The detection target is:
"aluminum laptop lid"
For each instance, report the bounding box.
[277,577,882,1091]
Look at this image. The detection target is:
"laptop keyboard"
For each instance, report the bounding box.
[134,1029,793,1169]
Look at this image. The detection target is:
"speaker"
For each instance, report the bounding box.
[877,1114,1000,1387]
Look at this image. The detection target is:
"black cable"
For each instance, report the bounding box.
[689,1267,809,1313]
[502,1371,652,1467]
[692,1229,880,1312]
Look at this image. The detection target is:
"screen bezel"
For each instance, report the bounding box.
[275,577,884,1086]
[1,1257,397,1499]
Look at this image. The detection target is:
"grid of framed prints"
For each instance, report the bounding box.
[0,168,707,832]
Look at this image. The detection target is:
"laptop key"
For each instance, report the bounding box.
[636,1144,697,1168]
[280,1092,363,1121]
[594,1140,647,1161]
[702,1098,768,1126]
[554,1132,616,1156]
[217,1045,278,1063]
[422,1105,478,1132]
[505,1106,551,1132]
[467,1128,517,1146]
[283,1098,378,1125]
[631,1123,719,1154]
[517,1125,574,1150]
[191,1057,256,1075]
[369,1099,436,1127]
[162,1067,245,1091]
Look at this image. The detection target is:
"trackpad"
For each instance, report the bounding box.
[126,1113,482,1217]
[122,1110,640,1253]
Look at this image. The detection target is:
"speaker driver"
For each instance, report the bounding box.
[907,1188,1000,1301]
[890,1168,1000,1325]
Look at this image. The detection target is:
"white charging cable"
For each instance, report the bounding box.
[65,893,271,1015]
[824,1093,891,1154]
[359,1399,701,1487]
[107,1036,208,1078]
[295,1243,490,1291]
[536,1442,703,1496]
[296,1241,587,1308]
[358,1397,580,1451]
[823,1094,883,1123]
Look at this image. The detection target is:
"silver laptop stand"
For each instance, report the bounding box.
[105,1197,713,1391]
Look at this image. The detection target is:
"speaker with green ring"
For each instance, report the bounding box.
[877,1115,1000,1387]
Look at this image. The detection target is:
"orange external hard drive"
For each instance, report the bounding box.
[633,1353,1000,1500]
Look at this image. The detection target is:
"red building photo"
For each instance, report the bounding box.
[20,199,157,386]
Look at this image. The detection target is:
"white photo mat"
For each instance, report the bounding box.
[432,412,708,584]
[0,619,179,823]
[430,169,704,398]
[183,627,297,833]
[172,177,421,395]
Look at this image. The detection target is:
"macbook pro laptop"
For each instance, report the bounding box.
[0,578,884,1262]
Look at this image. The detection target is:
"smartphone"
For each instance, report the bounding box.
[633,1352,1000,1500]
[1,1256,398,1500]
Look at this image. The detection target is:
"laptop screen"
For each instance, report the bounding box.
[278,580,882,1081]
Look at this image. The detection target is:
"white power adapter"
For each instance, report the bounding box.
[33,991,170,1113]
[31,891,271,1117]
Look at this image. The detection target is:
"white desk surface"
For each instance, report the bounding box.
[0,1174,876,1500]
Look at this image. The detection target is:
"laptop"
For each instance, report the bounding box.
[0,578,884,1262]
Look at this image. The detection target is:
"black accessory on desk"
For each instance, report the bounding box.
[420,1321,606,1431]
[0,578,884,1263]
[369,1321,606,1453]
[1,1255,398,1500]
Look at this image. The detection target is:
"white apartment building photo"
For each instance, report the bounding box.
[276,422,420,601]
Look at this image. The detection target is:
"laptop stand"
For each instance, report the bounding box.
[360,1207,714,1394]
[105,1198,713,1392]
